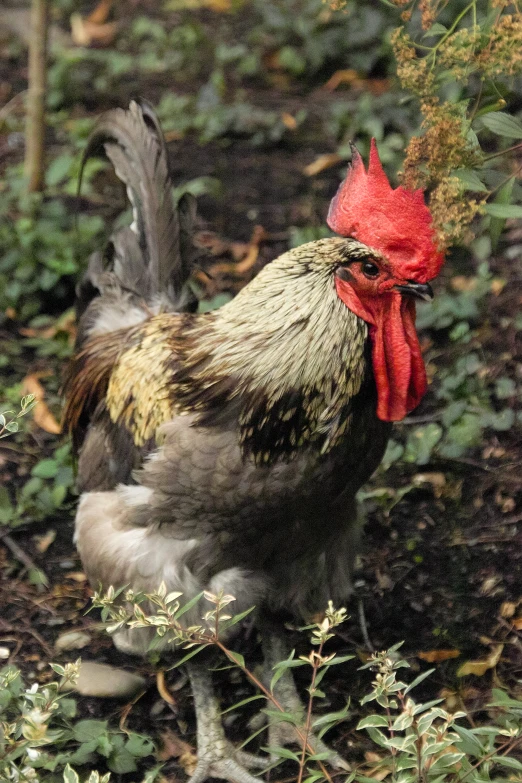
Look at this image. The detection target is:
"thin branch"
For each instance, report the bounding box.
[25,0,49,193]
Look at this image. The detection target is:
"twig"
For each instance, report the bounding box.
[357,599,374,652]
[25,0,49,192]
[2,534,47,593]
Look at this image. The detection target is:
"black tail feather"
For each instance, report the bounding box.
[79,100,200,311]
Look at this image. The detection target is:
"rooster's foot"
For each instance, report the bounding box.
[189,741,267,783]
[187,662,268,783]
[261,630,350,772]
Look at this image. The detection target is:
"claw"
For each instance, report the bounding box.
[187,662,270,783]
[189,750,265,783]
[269,719,351,772]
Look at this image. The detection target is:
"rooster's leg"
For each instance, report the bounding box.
[261,632,350,771]
[187,662,267,783]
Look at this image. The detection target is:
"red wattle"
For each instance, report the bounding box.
[335,278,427,421]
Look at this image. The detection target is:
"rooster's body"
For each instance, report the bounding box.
[64,102,443,782]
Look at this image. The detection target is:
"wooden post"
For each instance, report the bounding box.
[25,0,49,193]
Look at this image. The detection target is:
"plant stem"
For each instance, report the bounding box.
[25,0,49,193]
[215,640,335,783]
[297,645,324,783]
[484,142,522,162]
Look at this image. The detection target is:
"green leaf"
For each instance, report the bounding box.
[495,377,516,398]
[357,714,390,729]
[404,423,443,465]
[73,719,108,742]
[170,644,209,668]
[125,733,155,757]
[453,169,488,193]
[488,176,515,251]
[453,724,485,757]
[481,112,522,139]
[32,459,59,479]
[172,591,204,620]
[484,408,515,431]
[262,745,300,762]
[29,567,49,586]
[494,756,522,771]
[404,668,435,694]
[220,694,266,714]
[226,650,245,668]
[485,203,522,219]
[322,654,354,665]
[63,764,80,783]
[46,154,75,187]
[108,747,138,774]
[391,712,413,731]
[422,22,447,37]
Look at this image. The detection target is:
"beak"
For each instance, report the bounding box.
[394,281,434,302]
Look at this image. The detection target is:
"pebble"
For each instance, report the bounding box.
[71,661,147,699]
[0,647,10,659]
[55,631,92,652]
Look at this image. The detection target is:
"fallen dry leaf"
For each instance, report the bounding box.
[512,616,522,630]
[204,0,232,10]
[33,529,56,554]
[303,153,342,177]
[86,0,113,24]
[413,472,447,498]
[19,310,76,342]
[500,601,518,619]
[490,278,506,295]
[417,649,461,663]
[375,569,393,591]
[325,68,359,90]
[364,752,383,764]
[457,644,503,677]
[70,13,118,47]
[281,112,297,130]
[324,69,390,95]
[156,670,176,706]
[64,571,87,582]
[451,275,477,292]
[197,226,267,277]
[21,375,61,435]
[159,729,198,776]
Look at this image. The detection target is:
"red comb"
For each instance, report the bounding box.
[327,139,444,283]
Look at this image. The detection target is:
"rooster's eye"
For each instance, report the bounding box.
[362,261,380,279]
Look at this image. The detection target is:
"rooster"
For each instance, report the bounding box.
[64,101,444,783]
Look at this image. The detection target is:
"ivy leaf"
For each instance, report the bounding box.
[480,112,522,139]
[73,720,108,743]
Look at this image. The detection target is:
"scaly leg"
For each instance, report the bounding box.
[261,632,350,771]
[187,662,268,783]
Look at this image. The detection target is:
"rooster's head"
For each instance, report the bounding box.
[327,139,444,423]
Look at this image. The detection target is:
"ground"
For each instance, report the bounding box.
[0,0,521,780]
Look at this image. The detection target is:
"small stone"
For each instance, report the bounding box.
[0,647,10,659]
[55,631,92,652]
[72,661,147,699]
